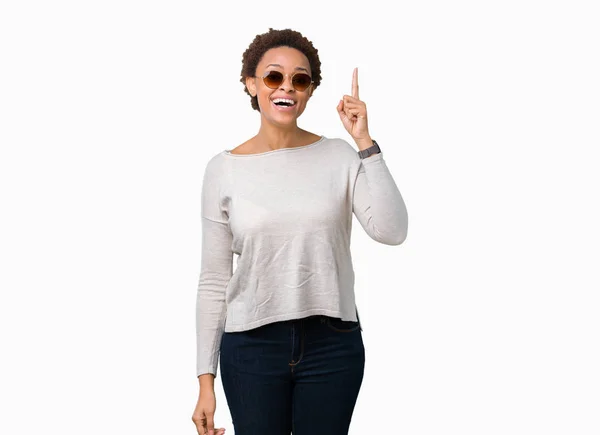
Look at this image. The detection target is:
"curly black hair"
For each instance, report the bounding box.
[240,28,322,112]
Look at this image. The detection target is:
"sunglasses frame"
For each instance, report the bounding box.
[254,70,314,92]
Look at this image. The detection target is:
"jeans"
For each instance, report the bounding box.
[219,314,365,435]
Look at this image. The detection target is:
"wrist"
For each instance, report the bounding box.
[198,373,215,388]
[355,136,374,151]
[357,138,381,159]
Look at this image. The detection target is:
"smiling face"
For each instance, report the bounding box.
[246,46,314,125]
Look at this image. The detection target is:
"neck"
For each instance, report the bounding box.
[255,122,306,151]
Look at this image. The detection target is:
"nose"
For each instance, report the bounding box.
[279,74,295,93]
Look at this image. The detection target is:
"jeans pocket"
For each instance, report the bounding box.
[325,316,361,333]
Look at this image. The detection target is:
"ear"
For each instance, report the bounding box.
[246,76,257,97]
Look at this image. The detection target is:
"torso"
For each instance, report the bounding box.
[229,131,322,155]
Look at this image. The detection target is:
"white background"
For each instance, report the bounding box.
[1,1,599,434]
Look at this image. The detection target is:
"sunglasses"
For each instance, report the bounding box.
[255,70,314,92]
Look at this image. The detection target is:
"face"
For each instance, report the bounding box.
[246,46,314,124]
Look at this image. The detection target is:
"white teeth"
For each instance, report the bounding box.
[272,98,296,105]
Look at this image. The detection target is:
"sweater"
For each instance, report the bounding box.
[196,135,408,378]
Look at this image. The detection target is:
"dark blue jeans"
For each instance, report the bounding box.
[219,314,365,435]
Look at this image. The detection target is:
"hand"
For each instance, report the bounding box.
[192,388,226,435]
[337,67,371,144]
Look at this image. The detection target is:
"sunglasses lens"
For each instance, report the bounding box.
[263,71,283,89]
[292,73,312,91]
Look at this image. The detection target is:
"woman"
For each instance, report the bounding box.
[192,28,408,435]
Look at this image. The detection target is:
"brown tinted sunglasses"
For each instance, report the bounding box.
[255,70,314,92]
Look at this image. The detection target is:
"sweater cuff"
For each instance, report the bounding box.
[361,151,383,163]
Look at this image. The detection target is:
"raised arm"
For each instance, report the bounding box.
[352,152,408,245]
[337,68,408,245]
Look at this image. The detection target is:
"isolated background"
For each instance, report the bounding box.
[1,1,599,434]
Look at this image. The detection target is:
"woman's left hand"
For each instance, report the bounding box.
[337,67,371,145]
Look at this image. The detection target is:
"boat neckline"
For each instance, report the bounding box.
[222,135,327,157]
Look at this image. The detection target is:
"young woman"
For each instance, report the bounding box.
[192,27,408,435]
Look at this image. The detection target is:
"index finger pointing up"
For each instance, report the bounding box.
[352,67,359,99]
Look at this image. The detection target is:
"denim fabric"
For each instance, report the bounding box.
[219,314,365,434]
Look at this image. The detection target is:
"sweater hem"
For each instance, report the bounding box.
[224,308,358,332]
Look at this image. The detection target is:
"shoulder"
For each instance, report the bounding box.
[322,136,361,162]
[226,138,254,155]
[324,136,356,151]
[203,151,230,183]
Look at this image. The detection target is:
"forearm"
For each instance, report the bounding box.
[352,142,408,245]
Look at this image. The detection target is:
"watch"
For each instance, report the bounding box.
[358,139,381,159]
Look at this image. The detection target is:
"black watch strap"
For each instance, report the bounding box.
[358,139,381,159]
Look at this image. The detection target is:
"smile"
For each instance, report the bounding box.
[271,99,297,112]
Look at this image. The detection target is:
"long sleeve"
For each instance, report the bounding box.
[196,159,233,379]
[352,152,408,245]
